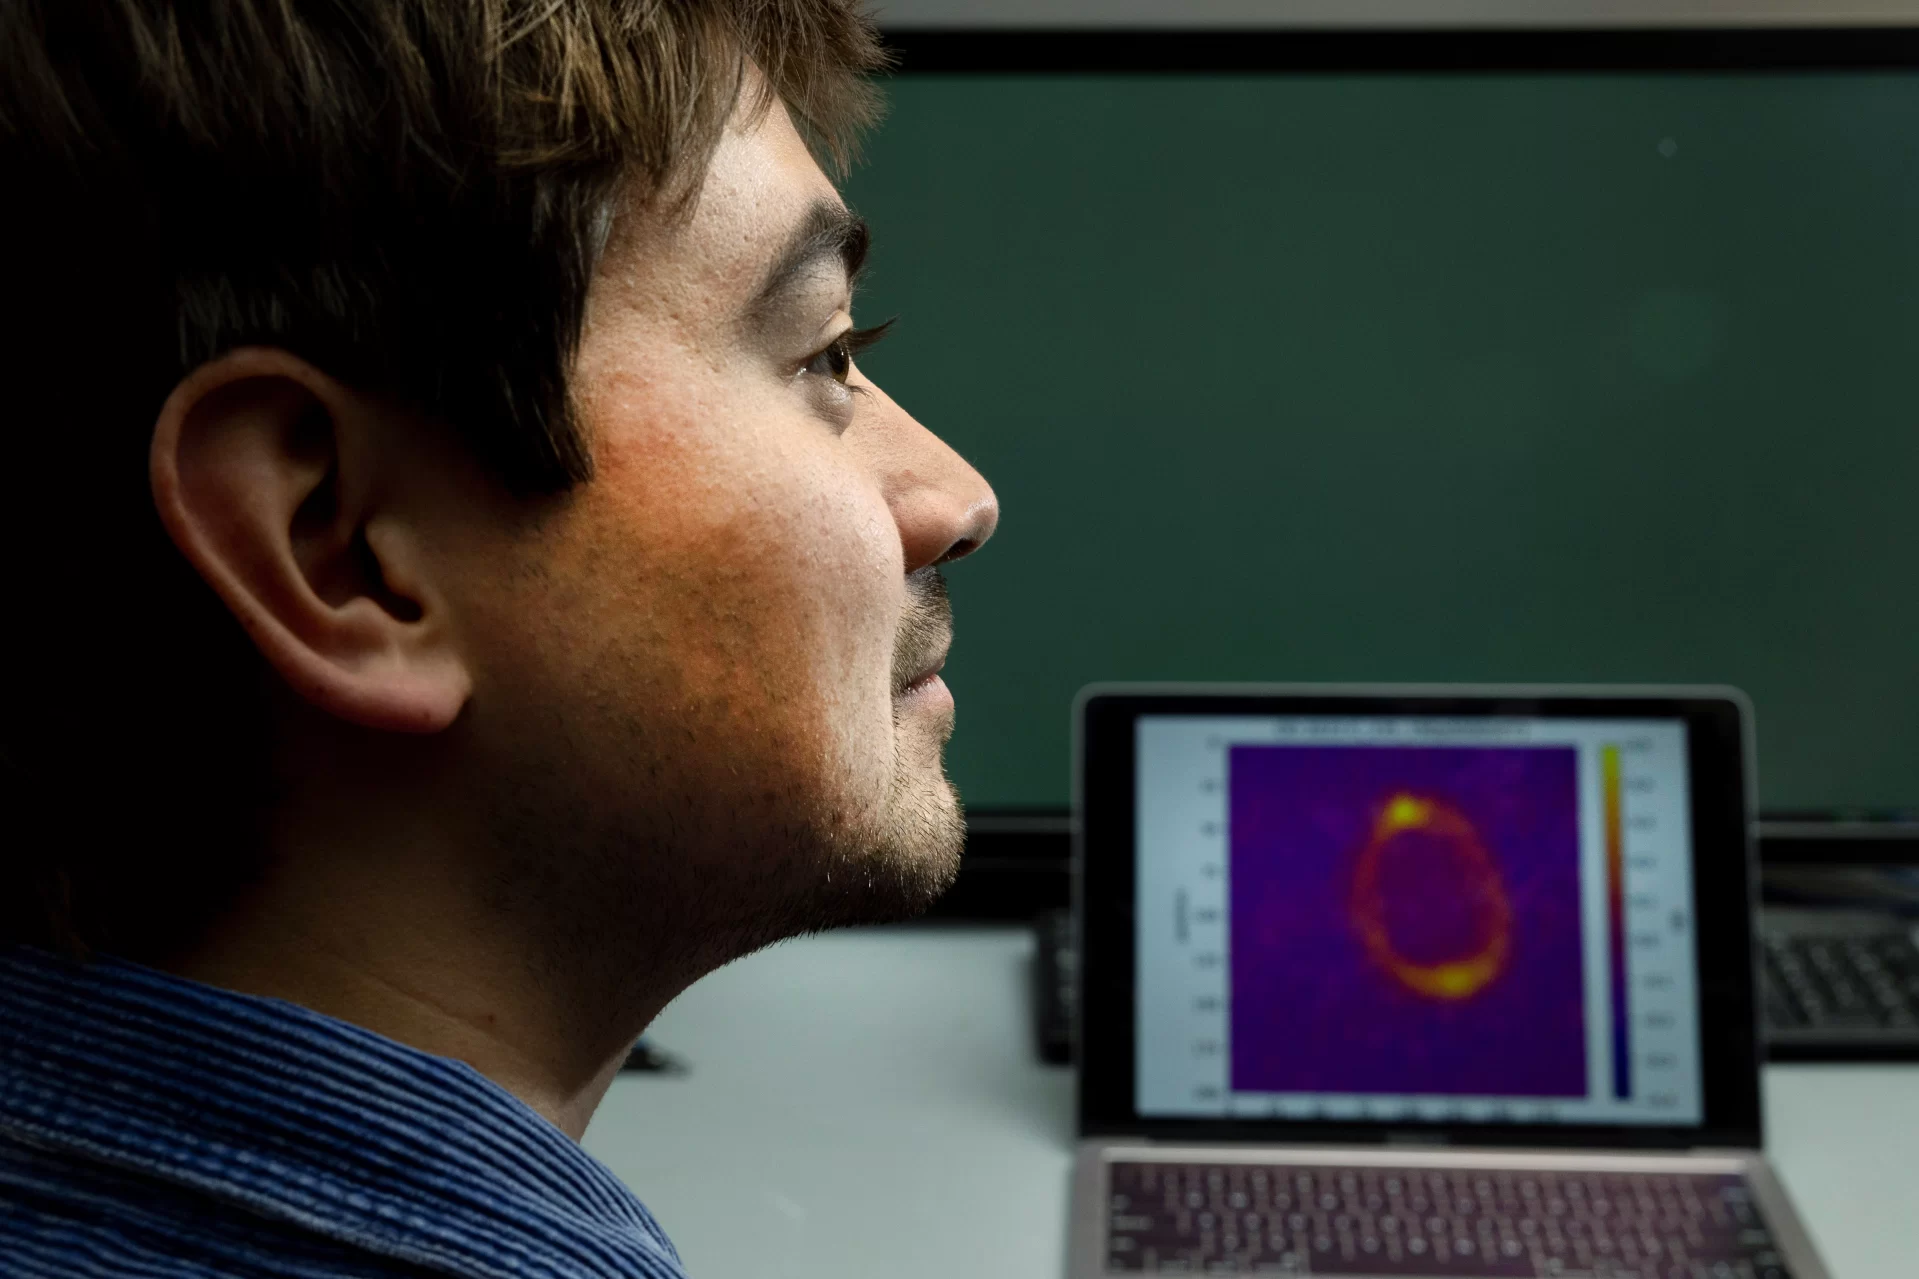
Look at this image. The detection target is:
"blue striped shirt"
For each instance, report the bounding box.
[0,945,690,1278]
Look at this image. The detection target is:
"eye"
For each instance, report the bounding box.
[798,320,894,389]
[803,334,854,386]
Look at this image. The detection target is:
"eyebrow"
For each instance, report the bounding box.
[750,200,870,317]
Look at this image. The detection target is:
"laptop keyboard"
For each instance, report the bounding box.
[1105,1161,1792,1277]
[1761,927,1919,1032]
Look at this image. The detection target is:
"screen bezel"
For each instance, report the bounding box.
[882,26,1919,73]
[1075,684,1761,1150]
[878,1,1919,35]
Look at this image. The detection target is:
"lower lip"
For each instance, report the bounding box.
[897,673,952,710]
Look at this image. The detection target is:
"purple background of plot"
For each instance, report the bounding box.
[1228,744,1587,1098]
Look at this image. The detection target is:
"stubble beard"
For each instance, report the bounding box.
[752,565,966,940]
[765,708,963,943]
[480,568,966,1027]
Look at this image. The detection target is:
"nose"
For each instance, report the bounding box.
[852,377,999,574]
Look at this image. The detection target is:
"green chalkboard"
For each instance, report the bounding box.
[841,73,1919,812]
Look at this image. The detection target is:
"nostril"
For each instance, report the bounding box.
[936,538,979,565]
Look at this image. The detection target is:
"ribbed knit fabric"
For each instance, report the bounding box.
[0,945,689,1278]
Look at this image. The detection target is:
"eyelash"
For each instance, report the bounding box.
[802,319,896,390]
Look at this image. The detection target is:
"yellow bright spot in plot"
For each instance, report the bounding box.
[1377,794,1432,835]
[1401,952,1503,1001]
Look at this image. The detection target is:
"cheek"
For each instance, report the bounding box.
[575,375,906,791]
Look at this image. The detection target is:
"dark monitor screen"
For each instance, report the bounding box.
[842,35,1919,816]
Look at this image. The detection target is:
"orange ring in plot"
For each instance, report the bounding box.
[1351,793,1512,1001]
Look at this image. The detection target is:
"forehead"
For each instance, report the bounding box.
[597,93,844,315]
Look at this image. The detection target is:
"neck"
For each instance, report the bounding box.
[159,818,664,1142]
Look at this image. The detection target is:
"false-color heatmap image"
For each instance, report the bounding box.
[1228,744,1586,1098]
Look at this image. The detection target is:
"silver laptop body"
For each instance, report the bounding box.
[1070,684,1828,1279]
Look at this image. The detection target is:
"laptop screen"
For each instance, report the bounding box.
[1134,713,1704,1128]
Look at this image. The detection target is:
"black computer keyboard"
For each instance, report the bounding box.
[1033,906,1076,1064]
[1762,929,1919,1030]
[1105,1161,1793,1277]
[1759,912,1919,1059]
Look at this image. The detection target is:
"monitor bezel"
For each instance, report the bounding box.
[1075,684,1762,1150]
[881,26,1919,72]
[876,0,1919,35]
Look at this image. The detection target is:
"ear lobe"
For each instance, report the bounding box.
[150,348,472,735]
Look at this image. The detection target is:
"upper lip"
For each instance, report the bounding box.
[896,651,948,694]
[892,568,955,696]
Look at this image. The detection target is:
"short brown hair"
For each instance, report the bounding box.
[0,0,886,957]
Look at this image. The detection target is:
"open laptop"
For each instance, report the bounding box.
[1071,685,1826,1279]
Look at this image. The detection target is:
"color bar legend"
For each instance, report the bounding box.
[1602,744,1631,1100]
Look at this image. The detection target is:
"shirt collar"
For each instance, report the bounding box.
[0,944,682,1278]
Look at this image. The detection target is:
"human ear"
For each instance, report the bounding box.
[149,347,472,734]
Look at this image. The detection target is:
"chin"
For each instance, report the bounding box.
[776,737,968,940]
[874,767,966,907]
[479,690,969,999]
[880,701,967,896]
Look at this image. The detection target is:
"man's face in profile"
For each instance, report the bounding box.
[441,82,998,978]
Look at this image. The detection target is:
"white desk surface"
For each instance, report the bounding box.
[586,924,1919,1279]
